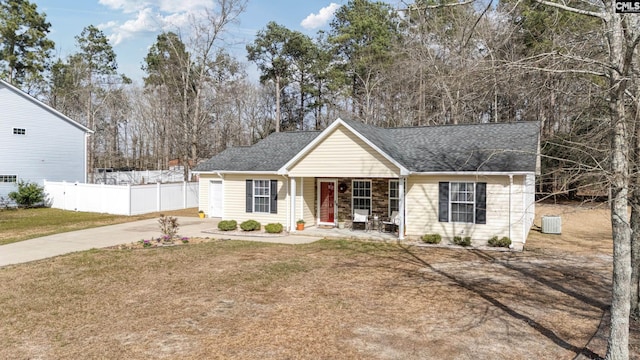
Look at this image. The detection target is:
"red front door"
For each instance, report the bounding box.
[320,182,335,223]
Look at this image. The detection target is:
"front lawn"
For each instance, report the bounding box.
[0,234,613,359]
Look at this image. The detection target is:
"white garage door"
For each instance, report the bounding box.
[208,180,223,217]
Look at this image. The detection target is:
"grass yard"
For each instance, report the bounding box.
[0,207,199,245]
[0,200,630,359]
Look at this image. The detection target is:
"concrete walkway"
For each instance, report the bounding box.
[0,217,322,268]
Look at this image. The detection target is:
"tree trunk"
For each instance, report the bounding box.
[299,71,305,131]
[606,56,631,360]
[315,80,321,130]
[631,184,640,318]
[605,10,632,360]
[630,83,640,318]
[607,91,631,360]
[275,74,281,132]
[86,85,94,183]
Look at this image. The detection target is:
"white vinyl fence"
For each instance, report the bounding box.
[45,181,199,215]
[93,169,188,185]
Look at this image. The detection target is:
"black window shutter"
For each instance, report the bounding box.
[438,182,449,222]
[246,179,253,213]
[475,182,487,224]
[270,180,278,214]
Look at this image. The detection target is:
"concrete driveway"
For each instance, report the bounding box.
[0,217,321,267]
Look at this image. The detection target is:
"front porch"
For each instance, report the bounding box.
[289,177,405,239]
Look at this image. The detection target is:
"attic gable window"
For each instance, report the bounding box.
[13,128,26,135]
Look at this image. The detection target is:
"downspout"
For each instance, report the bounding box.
[398,176,405,240]
[522,175,527,244]
[509,174,513,242]
[84,133,90,183]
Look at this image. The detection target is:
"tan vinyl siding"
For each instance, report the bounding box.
[288,126,400,178]
[289,177,315,227]
[523,174,536,242]
[304,178,316,224]
[405,175,527,249]
[222,174,289,225]
[198,174,215,213]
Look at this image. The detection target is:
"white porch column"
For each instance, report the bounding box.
[398,176,405,240]
[290,177,297,232]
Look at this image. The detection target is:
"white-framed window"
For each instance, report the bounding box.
[450,182,475,223]
[0,175,17,183]
[13,128,26,135]
[389,180,399,214]
[352,180,371,214]
[253,179,271,213]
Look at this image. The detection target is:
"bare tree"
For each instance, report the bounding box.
[526,0,640,358]
[141,0,247,180]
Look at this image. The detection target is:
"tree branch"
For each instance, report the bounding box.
[510,64,606,77]
[505,52,610,77]
[399,0,475,12]
[533,0,605,19]
[462,0,492,49]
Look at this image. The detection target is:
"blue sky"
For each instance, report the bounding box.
[31,0,374,84]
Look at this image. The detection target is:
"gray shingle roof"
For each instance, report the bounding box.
[194,131,321,172]
[194,120,539,173]
[342,119,540,172]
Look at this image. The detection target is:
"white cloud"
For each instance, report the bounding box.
[120,9,162,33]
[99,0,213,14]
[98,0,214,46]
[106,8,166,45]
[98,0,145,13]
[301,3,339,30]
[156,0,214,13]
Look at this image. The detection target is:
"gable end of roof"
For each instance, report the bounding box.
[0,79,92,134]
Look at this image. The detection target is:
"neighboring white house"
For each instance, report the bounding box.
[194,118,540,251]
[0,79,92,200]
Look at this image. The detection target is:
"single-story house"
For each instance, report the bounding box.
[193,118,540,250]
[0,79,92,200]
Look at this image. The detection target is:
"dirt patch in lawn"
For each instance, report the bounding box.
[0,201,632,359]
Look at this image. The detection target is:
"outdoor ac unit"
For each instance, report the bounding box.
[541,215,562,234]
